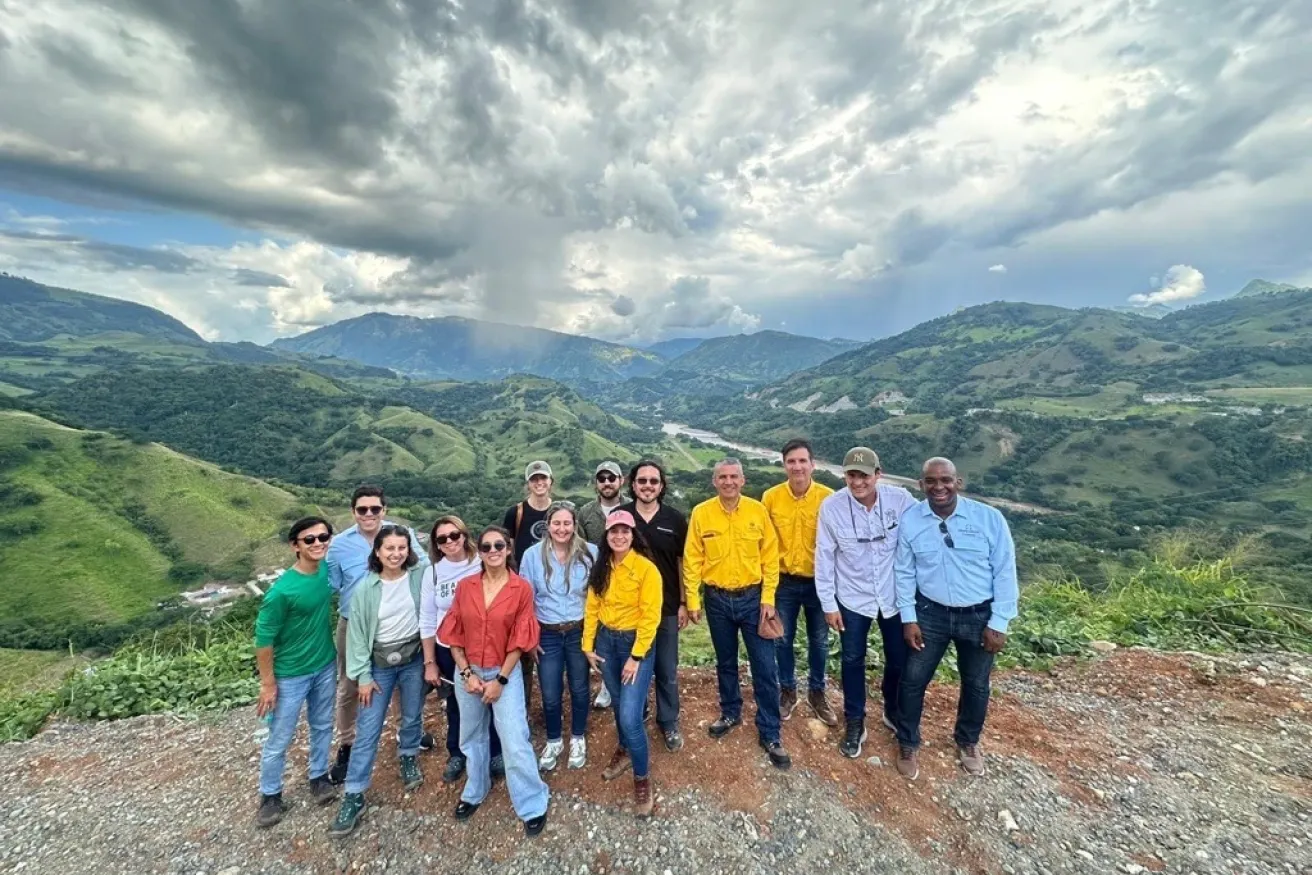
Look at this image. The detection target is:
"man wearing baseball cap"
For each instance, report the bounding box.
[815,447,917,760]
[578,461,626,546]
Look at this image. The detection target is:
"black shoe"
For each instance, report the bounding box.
[399,754,424,791]
[524,810,548,837]
[329,744,351,786]
[708,715,742,739]
[255,793,289,828]
[328,792,366,837]
[308,774,339,805]
[490,754,506,780]
[760,739,792,770]
[454,800,480,821]
[663,729,684,752]
[419,732,436,752]
[839,719,868,759]
[442,754,467,784]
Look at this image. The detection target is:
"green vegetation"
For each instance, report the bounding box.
[657,330,860,386]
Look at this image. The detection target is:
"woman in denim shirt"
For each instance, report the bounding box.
[519,502,597,771]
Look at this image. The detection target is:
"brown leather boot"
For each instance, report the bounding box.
[602,748,631,781]
[633,776,653,819]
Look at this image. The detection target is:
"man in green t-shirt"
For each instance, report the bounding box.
[254,516,341,827]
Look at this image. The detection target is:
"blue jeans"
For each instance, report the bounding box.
[454,663,549,821]
[774,574,829,692]
[258,660,336,795]
[896,596,996,748]
[704,586,781,744]
[538,625,590,741]
[596,626,657,778]
[344,651,425,794]
[838,603,907,723]
[435,646,501,759]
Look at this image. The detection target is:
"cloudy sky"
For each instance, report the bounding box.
[1,0,1309,345]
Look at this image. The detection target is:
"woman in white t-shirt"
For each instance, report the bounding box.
[331,525,427,837]
[419,515,499,785]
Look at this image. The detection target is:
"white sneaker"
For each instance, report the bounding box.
[538,738,564,772]
[568,736,587,769]
[593,685,612,709]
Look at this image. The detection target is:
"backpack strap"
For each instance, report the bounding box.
[514,501,524,536]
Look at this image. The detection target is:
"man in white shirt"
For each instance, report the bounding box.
[815,447,917,759]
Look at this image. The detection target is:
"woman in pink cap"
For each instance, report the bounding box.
[582,509,663,818]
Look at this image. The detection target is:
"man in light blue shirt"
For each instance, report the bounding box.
[325,485,428,783]
[892,457,1018,781]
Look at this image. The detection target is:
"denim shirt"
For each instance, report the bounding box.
[325,522,428,618]
[519,541,597,624]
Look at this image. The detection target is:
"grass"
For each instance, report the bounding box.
[1205,387,1312,406]
[0,648,82,694]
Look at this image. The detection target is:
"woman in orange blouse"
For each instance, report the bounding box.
[583,510,663,818]
[437,524,549,837]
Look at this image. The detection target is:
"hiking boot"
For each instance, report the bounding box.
[328,744,351,785]
[490,755,506,780]
[593,685,612,709]
[538,738,565,772]
[634,776,654,819]
[663,729,684,752]
[839,719,867,759]
[896,746,920,780]
[957,743,985,776]
[399,754,423,791]
[779,687,798,720]
[602,748,632,781]
[442,754,467,784]
[760,739,792,770]
[808,689,839,727]
[568,736,587,770]
[708,715,742,739]
[255,793,289,828]
[419,732,436,752]
[328,792,367,837]
[308,774,339,805]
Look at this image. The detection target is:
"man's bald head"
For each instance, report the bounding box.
[922,457,957,478]
[920,457,962,515]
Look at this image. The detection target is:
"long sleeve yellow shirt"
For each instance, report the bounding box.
[682,495,780,610]
[762,480,833,578]
[582,550,664,659]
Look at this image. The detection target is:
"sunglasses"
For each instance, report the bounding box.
[354,505,385,516]
[596,473,619,483]
[634,477,661,486]
[939,520,955,549]
[433,532,464,546]
[297,533,331,545]
[479,541,508,554]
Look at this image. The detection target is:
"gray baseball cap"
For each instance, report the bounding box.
[524,460,553,480]
[842,447,881,475]
[595,461,622,478]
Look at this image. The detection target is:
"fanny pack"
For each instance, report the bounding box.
[371,635,422,669]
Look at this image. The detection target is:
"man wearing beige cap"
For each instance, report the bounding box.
[579,461,627,546]
[815,447,917,759]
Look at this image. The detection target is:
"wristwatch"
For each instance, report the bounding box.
[496,674,510,686]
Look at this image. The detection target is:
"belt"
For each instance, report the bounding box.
[704,582,761,596]
[540,620,583,633]
[918,593,992,614]
[780,573,816,585]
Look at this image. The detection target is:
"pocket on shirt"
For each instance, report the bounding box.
[703,533,727,563]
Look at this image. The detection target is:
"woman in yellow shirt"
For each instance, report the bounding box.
[583,509,663,818]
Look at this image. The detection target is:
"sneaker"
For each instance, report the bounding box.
[779,687,798,720]
[399,754,423,791]
[308,774,339,805]
[538,738,565,772]
[442,755,467,784]
[602,748,632,781]
[255,793,289,828]
[568,736,587,769]
[419,732,436,752]
[663,729,684,753]
[708,715,742,739]
[490,755,506,781]
[524,810,548,837]
[328,744,352,785]
[957,743,985,776]
[593,685,612,709]
[760,739,792,770]
[454,800,480,821]
[328,792,367,837]
[634,776,654,819]
[808,689,839,727]
[896,745,920,780]
[840,719,867,758]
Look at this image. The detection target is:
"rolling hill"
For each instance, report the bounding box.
[645,337,706,359]
[1234,279,1306,298]
[0,273,205,345]
[661,330,862,385]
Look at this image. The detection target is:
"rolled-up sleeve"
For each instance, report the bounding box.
[419,567,439,639]
[987,512,1019,634]
[507,587,540,655]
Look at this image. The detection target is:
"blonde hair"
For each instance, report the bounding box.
[429,515,476,564]
[538,502,594,593]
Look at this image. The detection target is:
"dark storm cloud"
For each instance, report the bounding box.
[0,228,197,272]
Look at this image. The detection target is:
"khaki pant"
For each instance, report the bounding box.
[335,617,358,746]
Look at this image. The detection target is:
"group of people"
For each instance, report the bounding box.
[253,443,1018,838]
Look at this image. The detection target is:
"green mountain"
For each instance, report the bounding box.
[0,409,304,631]
[663,330,861,385]
[270,313,664,383]
[1234,279,1304,298]
[646,337,706,359]
[0,274,204,345]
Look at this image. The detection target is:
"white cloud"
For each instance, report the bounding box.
[1128,264,1207,306]
[988,264,1008,273]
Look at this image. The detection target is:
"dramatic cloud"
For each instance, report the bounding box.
[0,0,1309,342]
[1129,264,1207,306]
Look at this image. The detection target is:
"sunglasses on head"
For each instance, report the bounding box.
[354,505,385,516]
[939,520,955,549]
[433,531,464,546]
[634,477,661,486]
[297,533,331,545]
[596,473,619,483]
[479,541,508,553]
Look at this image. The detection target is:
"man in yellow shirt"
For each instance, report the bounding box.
[684,458,791,769]
[762,438,838,727]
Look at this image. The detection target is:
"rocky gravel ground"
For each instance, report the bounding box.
[2,648,1310,875]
